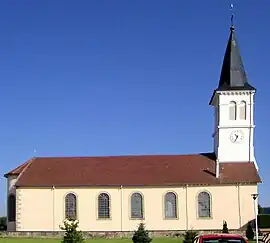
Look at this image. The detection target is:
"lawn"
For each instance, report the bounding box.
[0,237,181,243]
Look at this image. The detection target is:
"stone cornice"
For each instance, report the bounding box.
[216,90,255,96]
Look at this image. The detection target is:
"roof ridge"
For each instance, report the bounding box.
[33,152,214,159]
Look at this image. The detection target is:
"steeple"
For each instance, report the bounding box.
[210,14,258,168]
[218,24,255,91]
[210,22,256,104]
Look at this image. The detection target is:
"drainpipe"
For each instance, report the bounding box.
[237,184,242,228]
[185,184,189,230]
[248,93,252,163]
[120,185,123,232]
[52,185,55,231]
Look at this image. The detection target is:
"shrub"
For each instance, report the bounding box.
[246,221,254,240]
[0,217,7,231]
[132,222,152,243]
[183,229,199,243]
[60,219,84,243]
[222,221,229,233]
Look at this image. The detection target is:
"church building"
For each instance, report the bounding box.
[4,23,261,233]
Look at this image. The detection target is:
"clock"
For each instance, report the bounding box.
[230,130,244,143]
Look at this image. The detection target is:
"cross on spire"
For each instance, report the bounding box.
[230,4,234,27]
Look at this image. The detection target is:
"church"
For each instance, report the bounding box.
[4,22,261,233]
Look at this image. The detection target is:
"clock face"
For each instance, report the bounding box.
[230,130,244,143]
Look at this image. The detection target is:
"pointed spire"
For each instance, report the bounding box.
[217,22,256,91]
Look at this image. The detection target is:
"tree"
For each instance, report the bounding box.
[222,221,229,233]
[60,219,84,243]
[246,221,255,240]
[183,229,199,243]
[132,223,152,243]
[258,204,263,214]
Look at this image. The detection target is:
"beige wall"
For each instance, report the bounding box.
[13,184,257,232]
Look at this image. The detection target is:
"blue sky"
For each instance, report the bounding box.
[0,0,269,215]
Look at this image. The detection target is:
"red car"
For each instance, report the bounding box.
[193,234,248,243]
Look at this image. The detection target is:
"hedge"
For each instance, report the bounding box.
[258,214,270,228]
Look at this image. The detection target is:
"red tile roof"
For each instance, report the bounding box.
[4,153,261,187]
[4,159,33,177]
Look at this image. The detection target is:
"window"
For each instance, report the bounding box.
[131,192,143,219]
[65,193,77,220]
[198,191,211,218]
[239,101,247,120]
[8,194,16,222]
[98,193,110,219]
[229,101,237,120]
[164,192,177,219]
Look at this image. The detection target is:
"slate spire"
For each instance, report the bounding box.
[209,21,256,105]
[218,23,255,90]
[217,24,256,91]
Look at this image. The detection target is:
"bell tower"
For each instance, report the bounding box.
[209,23,258,169]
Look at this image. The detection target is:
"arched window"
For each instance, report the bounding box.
[239,101,247,120]
[65,193,77,220]
[8,194,16,222]
[198,191,211,218]
[229,101,237,120]
[98,193,110,219]
[164,192,177,219]
[131,192,143,219]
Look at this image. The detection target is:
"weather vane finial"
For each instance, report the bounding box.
[230,3,234,28]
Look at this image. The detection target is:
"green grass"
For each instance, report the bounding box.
[0,237,181,243]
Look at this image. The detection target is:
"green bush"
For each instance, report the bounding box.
[183,229,199,243]
[222,221,229,233]
[60,219,84,243]
[0,217,7,231]
[132,223,152,243]
[258,214,270,228]
[245,221,254,240]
